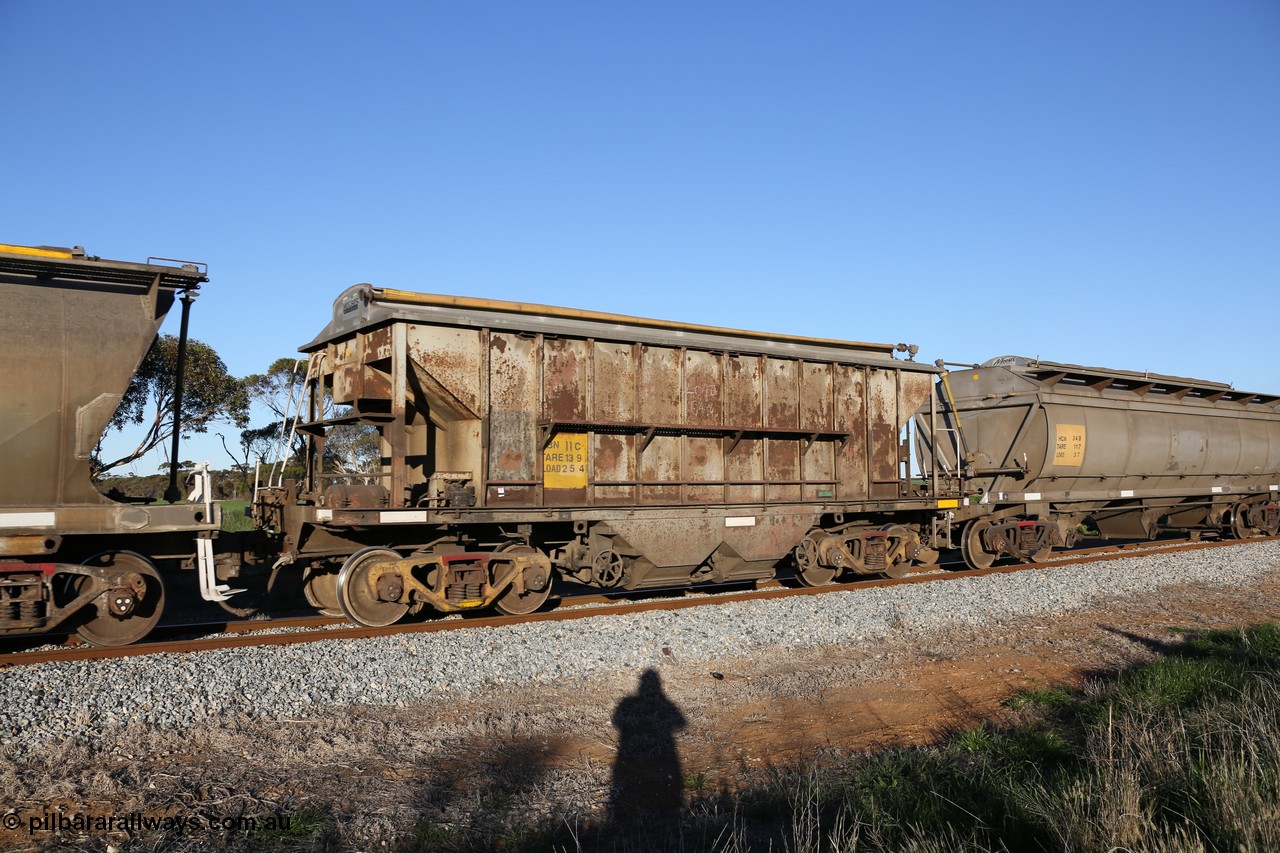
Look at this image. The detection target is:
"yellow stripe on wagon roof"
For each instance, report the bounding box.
[0,244,75,259]
[375,288,900,354]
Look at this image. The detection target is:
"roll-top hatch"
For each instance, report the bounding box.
[977,356,1279,408]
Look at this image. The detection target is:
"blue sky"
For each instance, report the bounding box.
[3,2,1277,472]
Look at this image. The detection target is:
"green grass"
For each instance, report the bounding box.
[243,807,336,849]
[218,500,254,532]
[779,622,1280,853]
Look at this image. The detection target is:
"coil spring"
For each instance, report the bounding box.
[446,583,485,603]
[864,539,886,571]
[1,600,46,627]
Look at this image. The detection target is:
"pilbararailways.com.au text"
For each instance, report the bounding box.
[3,810,291,836]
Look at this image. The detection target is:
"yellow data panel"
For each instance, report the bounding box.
[543,433,589,488]
[1053,424,1086,467]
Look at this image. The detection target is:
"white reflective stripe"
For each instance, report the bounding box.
[1271,485,1279,492]
[725,516,756,528]
[315,509,333,522]
[0,512,55,528]
[1023,492,1041,501]
[380,511,428,523]
[1212,486,1225,493]
[1120,490,1134,498]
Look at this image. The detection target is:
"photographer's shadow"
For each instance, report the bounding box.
[607,668,688,846]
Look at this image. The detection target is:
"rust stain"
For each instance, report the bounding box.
[544,340,586,420]
[497,449,526,471]
[596,435,623,469]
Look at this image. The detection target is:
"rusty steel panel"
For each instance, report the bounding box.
[638,347,682,504]
[723,355,764,503]
[364,326,394,361]
[684,350,723,427]
[406,325,483,417]
[638,346,682,422]
[764,358,800,503]
[684,350,724,503]
[724,439,764,503]
[330,347,358,406]
[590,342,637,504]
[593,342,637,421]
[592,433,636,504]
[330,334,392,405]
[868,369,899,490]
[764,358,799,429]
[334,344,392,405]
[402,325,484,504]
[543,337,588,422]
[800,363,835,501]
[765,439,801,502]
[723,513,817,562]
[640,436,681,504]
[834,364,869,499]
[486,333,538,504]
[725,355,764,428]
[800,362,834,431]
[684,437,724,503]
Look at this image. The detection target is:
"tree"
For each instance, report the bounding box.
[243,357,308,421]
[240,354,383,484]
[94,335,250,477]
[325,421,382,481]
[240,357,309,470]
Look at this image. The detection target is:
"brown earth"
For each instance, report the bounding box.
[546,570,1280,793]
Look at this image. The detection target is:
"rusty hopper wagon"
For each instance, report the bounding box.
[918,356,1280,569]
[0,244,225,646]
[260,285,944,626]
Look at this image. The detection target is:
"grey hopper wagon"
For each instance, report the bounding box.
[0,244,223,645]
[259,286,944,624]
[916,356,1280,569]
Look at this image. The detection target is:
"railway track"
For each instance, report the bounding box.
[1,536,1269,669]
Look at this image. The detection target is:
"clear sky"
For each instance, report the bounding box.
[3,2,1278,473]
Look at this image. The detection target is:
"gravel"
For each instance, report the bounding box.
[3,540,1278,757]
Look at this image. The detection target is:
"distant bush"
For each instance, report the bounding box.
[98,468,253,502]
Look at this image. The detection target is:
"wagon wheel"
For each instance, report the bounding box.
[960,519,999,571]
[302,564,343,617]
[1228,502,1261,540]
[72,551,165,647]
[336,547,409,627]
[493,545,553,616]
[793,536,837,587]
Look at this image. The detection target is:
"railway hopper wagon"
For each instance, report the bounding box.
[258,286,947,625]
[0,244,246,646]
[918,356,1280,569]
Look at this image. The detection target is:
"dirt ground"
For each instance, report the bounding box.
[3,568,1280,850]
[557,569,1280,792]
